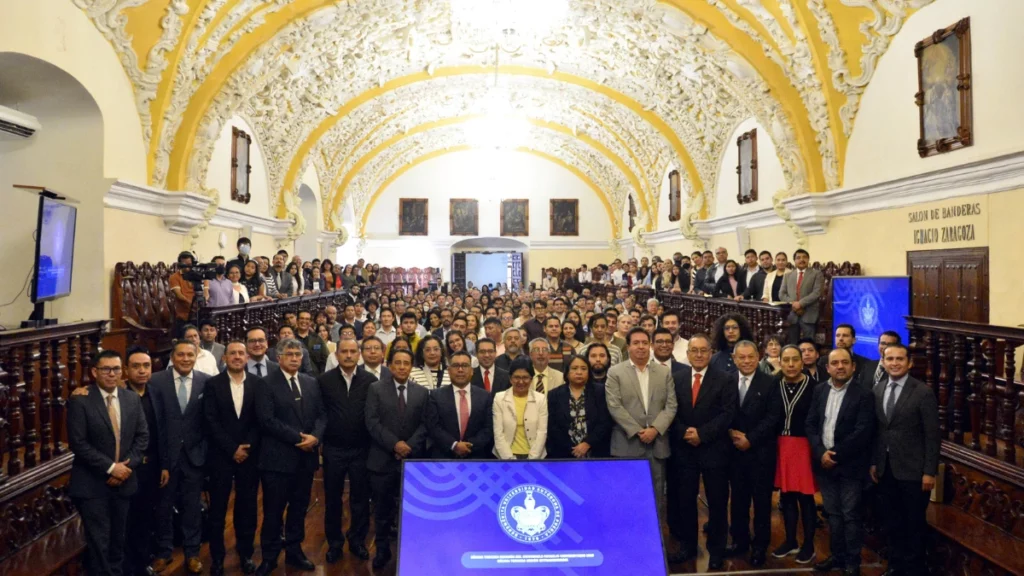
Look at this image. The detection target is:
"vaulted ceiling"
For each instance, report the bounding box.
[78,0,932,239]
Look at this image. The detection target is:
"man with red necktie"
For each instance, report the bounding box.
[425,350,494,459]
[779,249,824,344]
[472,338,512,394]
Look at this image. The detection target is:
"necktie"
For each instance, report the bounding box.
[885,381,898,420]
[796,270,804,296]
[255,363,263,377]
[458,389,470,440]
[536,373,546,393]
[397,385,407,419]
[874,363,885,385]
[483,369,491,392]
[107,395,121,462]
[692,373,702,407]
[177,376,188,413]
[739,375,748,405]
[289,376,302,408]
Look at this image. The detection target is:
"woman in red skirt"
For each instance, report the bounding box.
[772,345,818,564]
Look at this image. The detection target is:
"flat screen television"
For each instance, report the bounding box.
[398,459,668,575]
[31,195,77,303]
[831,276,911,361]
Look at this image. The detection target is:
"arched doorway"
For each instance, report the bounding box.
[0,52,106,325]
[294,183,318,260]
[450,237,528,292]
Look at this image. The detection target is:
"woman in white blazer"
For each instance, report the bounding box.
[493,358,548,460]
[761,252,791,303]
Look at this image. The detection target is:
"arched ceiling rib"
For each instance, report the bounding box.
[79,0,935,239]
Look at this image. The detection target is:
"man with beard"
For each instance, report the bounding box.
[585,343,611,386]
[585,314,622,366]
[495,328,524,373]
[472,338,510,394]
[742,251,774,301]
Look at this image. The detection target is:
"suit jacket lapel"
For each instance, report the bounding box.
[91,386,116,439]
[694,371,713,407]
[834,383,856,426]
[888,378,916,423]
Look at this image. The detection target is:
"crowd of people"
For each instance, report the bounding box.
[69,246,938,576]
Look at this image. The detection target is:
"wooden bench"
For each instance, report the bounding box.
[4,516,84,576]
[927,503,1024,575]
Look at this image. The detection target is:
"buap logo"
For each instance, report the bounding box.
[498,484,563,544]
[859,293,879,331]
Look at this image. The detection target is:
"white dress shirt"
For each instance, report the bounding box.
[823,380,850,450]
[362,364,382,380]
[194,348,219,376]
[282,368,302,397]
[453,384,472,423]
[630,358,651,414]
[341,367,356,393]
[578,271,590,284]
[229,371,245,417]
[737,371,755,405]
[376,327,397,348]
[691,367,707,399]
[672,337,691,365]
[479,366,495,388]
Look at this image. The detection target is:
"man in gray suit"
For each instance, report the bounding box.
[68,350,149,576]
[365,348,430,570]
[149,339,210,574]
[606,327,678,516]
[779,249,823,343]
[870,343,939,576]
[270,253,295,298]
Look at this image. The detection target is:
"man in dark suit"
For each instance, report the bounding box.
[522,300,548,342]
[667,333,737,569]
[203,340,262,575]
[68,350,149,576]
[779,249,824,342]
[494,328,525,373]
[701,247,728,294]
[365,348,430,569]
[319,339,375,563]
[267,325,314,375]
[870,344,939,576]
[829,324,872,389]
[426,350,494,459]
[149,339,210,574]
[725,341,781,567]
[863,331,902,391]
[741,251,773,301]
[806,348,876,576]
[121,347,161,576]
[245,326,279,378]
[473,338,511,394]
[254,338,326,575]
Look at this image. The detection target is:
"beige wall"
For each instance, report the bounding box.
[846,0,1024,187]
[0,0,146,182]
[206,115,273,219]
[104,209,183,268]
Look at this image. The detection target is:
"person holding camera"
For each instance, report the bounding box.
[169,251,197,337]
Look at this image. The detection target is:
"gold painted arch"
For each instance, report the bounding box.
[357,146,620,238]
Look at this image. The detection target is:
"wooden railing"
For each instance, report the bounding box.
[202,291,352,344]
[906,316,1023,468]
[0,320,106,562]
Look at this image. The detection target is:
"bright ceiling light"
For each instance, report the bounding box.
[464,86,530,150]
[450,0,569,44]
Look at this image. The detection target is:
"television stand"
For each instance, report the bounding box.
[22,302,57,328]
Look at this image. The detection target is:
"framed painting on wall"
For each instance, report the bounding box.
[549,199,579,236]
[668,170,681,221]
[915,17,972,158]
[449,199,479,236]
[399,198,428,236]
[500,199,529,237]
[737,128,758,204]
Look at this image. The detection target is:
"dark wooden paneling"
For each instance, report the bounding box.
[451,253,466,290]
[907,248,989,323]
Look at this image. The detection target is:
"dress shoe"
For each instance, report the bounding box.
[350,542,371,561]
[667,549,696,564]
[240,558,257,575]
[285,552,316,571]
[750,548,766,567]
[210,561,224,576]
[771,541,799,558]
[372,548,393,570]
[707,555,725,570]
[149,558,169,574]
[254,562,276,576]
[814,555,840,571]
[186,557,203,574]
[724,543,748,558]
[325,546,344,564]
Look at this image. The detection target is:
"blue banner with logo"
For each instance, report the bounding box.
[398,460,667,575]
[831,277,911,361]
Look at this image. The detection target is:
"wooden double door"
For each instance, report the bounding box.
[906,247,989,323]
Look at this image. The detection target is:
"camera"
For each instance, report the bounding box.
[180,262,219,283]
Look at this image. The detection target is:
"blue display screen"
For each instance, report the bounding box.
[831,276,911,361]
[398,460,667,576]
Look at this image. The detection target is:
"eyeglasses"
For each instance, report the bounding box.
[688,348,712,355]
[450,363,471,370]
[281,351,303,358]
[510,375,532,382]
[96,366,122,375]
